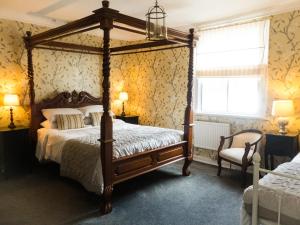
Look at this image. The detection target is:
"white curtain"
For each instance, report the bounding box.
[195,19,270,77]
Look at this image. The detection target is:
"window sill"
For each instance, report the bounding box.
[195,112,268,120]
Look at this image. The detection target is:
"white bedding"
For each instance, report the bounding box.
[242,153,300,225]
[36,119,183,194]
[292,153,300,163]
[36,119,183,163]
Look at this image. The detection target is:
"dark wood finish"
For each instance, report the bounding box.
[111,45,188,56]
[24,31,35,108]
[115,115,139,124]
[112,142,186,184]
[182,28,195,176]
[113,24,145,36]
[34,25,101,46]
[0,127,30,179]
[110,40,177,53]
[24,31,36,149]
[30,91,101,142]
[30,14,99,46]
[217,129,263,187]
[99,6,114,214]
[35,46,102,56]
[265,132,299,170]
[38,41,103,54]
[25,0,196,215]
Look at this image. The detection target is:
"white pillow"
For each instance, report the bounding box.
[42,108,83,122]
[77,105,103,117]
[40,120,57,129]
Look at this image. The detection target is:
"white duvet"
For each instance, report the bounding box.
[36,119,183,163]
[36,119,184,194]
[241,154,300,225]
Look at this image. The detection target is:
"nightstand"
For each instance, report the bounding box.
[115,115,139,124]
[0,127,30,179]
[265,132,299,170]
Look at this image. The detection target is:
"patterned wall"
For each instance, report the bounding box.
[0,19,102,128]
[111,47,189,130]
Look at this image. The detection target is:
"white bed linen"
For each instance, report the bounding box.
[36,119,184,194]
[36,125,95,163]
[292,153,300,163]
[36,119,183,163]
[242,159,300,225]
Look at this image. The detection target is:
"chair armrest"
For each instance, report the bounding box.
[217,136,226,154]
[242,142,252,164]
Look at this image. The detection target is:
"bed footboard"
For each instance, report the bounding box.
[112,141,187,184]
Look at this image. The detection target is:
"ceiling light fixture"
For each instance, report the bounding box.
[146,0,167,40]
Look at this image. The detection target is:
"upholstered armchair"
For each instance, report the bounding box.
[217,129,263,187]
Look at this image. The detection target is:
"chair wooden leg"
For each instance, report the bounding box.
[102,185,113,214]
[217,157,222,176]
[182,157,192,176]
[241,166,247,188]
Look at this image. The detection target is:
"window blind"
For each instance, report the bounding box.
[195,19,270,77]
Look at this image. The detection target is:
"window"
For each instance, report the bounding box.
[194,20,269,117]
[195,76,264,116]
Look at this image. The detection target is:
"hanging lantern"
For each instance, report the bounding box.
[146,0,167,40]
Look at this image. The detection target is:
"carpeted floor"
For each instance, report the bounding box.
[0,161,246,225]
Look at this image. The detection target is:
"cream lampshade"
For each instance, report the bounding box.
[119,92,128,117]
[272,100,294,134]
[119,92,128,102]
[4,94,20,106]
[3,94,20,129]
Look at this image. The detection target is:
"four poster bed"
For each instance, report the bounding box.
[24,0,197,214]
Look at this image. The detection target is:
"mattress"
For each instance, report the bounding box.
[242,160,300,225]
[240,204,278,225]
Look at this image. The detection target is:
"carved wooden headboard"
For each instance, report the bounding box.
[30,90,101,141]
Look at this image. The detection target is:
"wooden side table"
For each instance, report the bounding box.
[265,132,299,170]
[0,127,30,179]
[115,115,139,124]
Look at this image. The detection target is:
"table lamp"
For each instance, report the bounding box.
[272,100,294,134]
[4,94,19,129]
[119,92,128,117]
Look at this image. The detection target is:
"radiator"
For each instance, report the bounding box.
[194,121,231,150]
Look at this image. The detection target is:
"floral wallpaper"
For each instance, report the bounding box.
[0,18,102,128]
[111,47,189,130]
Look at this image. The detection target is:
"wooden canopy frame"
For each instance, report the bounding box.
[24,0,196,214]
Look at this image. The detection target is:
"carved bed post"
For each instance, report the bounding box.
[24,31,36,141]
[182,28,195,176]
[99,0,114,214]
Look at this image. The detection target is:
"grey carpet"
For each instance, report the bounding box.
[0,162,245,225]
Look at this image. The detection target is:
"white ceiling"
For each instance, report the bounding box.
[1,0,300,40]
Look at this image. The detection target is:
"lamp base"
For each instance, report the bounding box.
[8,122,16,129]
[121,102,126,117]
[278,118,288,135]
[8,107,16,129]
